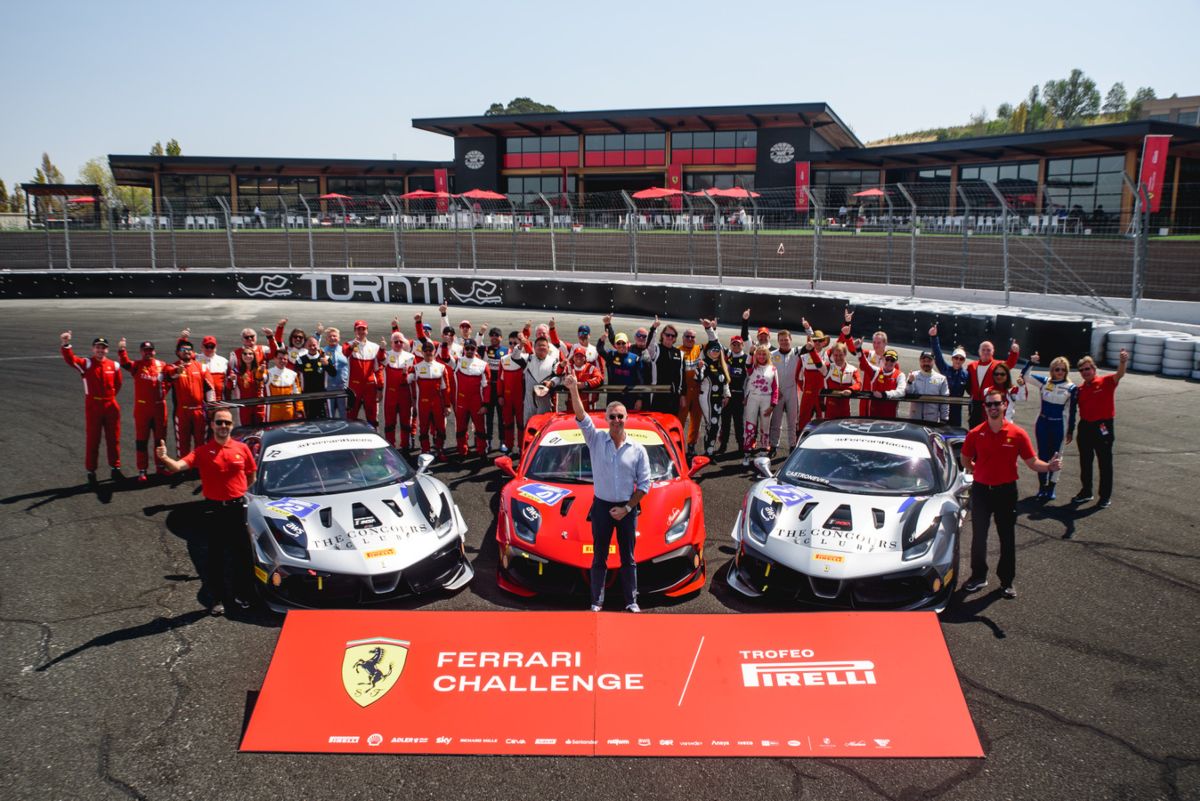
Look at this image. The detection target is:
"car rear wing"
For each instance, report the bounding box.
[211,389,352,409]
[551,384,671,395]
[820,389,972,406]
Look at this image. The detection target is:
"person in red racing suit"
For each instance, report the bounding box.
[497,332,526,455]
[60,331,123,481]
[452,339,490,456]
[117,337,169,480]
[410,340,450,458]
[377,329,415,449]
[163,338,215,458]
[556,346,604,411]
[860,348,907,419]
[342,319,382,427]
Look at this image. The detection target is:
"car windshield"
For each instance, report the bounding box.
[525,440,676,484]
[779,433,936,495]
[259,445,414,496]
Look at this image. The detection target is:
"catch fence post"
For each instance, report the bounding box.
[62,192,72,270]
[162,196,178,270]
[955,186,970,289]
[702,192,723,284]
[279,196,294,270]
[107,201,117,270]
[804,187,822,288]
[684,194,695,275]
[461,196,479,274]
[620,190,638,279]
[383,194,401,271]
[215,195,233,270]
[298,195,315,271]
[538,193,556,272]
[562,193,576,271]
[1039,186,1054,294]
[337,198,349,268]
[984,180,1011,306]
[749,194,760,279]
[896,183,918,297]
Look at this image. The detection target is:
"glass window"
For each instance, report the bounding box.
[585,135,604,151]
[715,131,736,148]
[672,132,692,149]
[960,167,980,180]
[1177,110,1199,125]
[1047,159,1071,176]
[715,174,734,189]
[507,177,524,194]
[604,134,624,151]
[692,131,714,149]
[1098,155,1125,173]
[624,133,644,150]
[998,165,1018,181]
[645,132,665,150]
[1019,163,1039,182]
[862,171,882,183]
[1072,157,1099,175]
[737,130,757,148]
[507,138,523,154]
[541,176,559,193]
[560,135,579,153]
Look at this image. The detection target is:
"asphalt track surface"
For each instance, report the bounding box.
[2,298,1197,801]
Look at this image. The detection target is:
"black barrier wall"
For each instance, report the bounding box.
[0,270,1094,361]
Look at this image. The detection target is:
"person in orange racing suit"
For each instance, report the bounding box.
[264,349,303,422]
[163,338,215,458]
[60,331,123,483]
[117,338,169,481]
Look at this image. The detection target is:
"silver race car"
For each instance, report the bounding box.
[727,419,969,611]
[234,416,472,611]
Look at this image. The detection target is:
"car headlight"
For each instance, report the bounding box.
[265,516,309,560]
[511,499,541,544]
[902,518,939,561]
[746,496,781,546]
[664,499,691,543]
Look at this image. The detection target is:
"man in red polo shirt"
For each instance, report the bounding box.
[1069,349,1127,509]
[156,407,256,616]
[961,388,1061,598]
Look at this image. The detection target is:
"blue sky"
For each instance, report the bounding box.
[3,0,1197,191]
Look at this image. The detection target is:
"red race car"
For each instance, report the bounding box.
[494,410,710,600]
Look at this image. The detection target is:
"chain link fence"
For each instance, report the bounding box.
[3,183,1197,310]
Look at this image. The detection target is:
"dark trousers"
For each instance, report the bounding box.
[948,393,965,427]
[969,482,1018,587]
[590,499,638,607]
[650,390,682,416]
[1077,418,1114,500]
[483,396,502,445]
[720,392,745,452]
[968,400,984,429]
[205,499,254,605]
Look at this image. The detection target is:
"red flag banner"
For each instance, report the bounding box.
[434,169,449,213]
[667,163,683,211]
[1137,135,1172,213]
[795,161,811,211]
[241,611,982,758]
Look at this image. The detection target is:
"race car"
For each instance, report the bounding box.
[727,418,969,611]
[493,409,710,600]
[233,413,473,611]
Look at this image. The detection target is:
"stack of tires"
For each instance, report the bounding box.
[1131,331,1171,373]
[1161,336,1199,379]
[1104,329,1199,379]
[1104,329,1137,368]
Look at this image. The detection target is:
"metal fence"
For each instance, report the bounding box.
[4,182,1197,313]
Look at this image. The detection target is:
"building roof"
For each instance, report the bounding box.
[19,183,103,196]
[107,155,453,186]
[412,102,862,149]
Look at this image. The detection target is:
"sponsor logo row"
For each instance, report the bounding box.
[326,734,894,750]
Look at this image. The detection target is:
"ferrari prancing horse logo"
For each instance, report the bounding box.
[342,637,409,707]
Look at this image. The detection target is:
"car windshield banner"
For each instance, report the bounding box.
[241,610,981,757]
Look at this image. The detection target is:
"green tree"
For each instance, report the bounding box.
[1128,86,1156,119]
[484,97,560,116]
[150,141,165,156]
[78,157,151,216]
[165,138,182,156]
[1010,101,1029,133]
[39,153,64,184]
[1042,69,1101,124]
[1102,82,1128,115]
[9,183,25,213]
[996,102,1013,120]
[0,179,8,212]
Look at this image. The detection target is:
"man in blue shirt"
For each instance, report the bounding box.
[317,325,350,418]
[929,324,969,427]
[564,372,651,613]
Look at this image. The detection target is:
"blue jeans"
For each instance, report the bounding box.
[1035,414,1065,487]
[590,499,638,607]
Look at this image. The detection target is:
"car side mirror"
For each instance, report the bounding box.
[494,456,517,478]
[688,455,710,476]
[753,455,774,479]
[416,453,435,474]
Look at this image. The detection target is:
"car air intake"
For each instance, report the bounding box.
[319,507,333,528]
[382,499,404,518]
[560,496,576,516]
[799,502,818,521]
[352,502,381,529]
[873,509,886,529]
[823,505,853,531]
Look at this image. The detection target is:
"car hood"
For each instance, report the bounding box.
[249,476,458,575]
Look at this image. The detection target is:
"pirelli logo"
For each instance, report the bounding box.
[813,553,844,563]
[741,660,877,688]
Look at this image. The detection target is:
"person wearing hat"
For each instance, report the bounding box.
[603,313,651,360]
[497,331,527,455]
[699,338,732,456]
[195,334,229,400]
[410,339,451,458]
[556,344,604,411]
[481,326,509,450]
[860,348,907,419]
[642,320,685,418]
[596,328,643,411]
[341,319,382,428]
[550,319,600,367]
[719,333,750,455]
[116,337,170,481]
[451,338,490,456]
[796,328,830,431]
[906,350,950,423]
[929,324,970,427]
[60,331,124,484]
[376,329,415,446]
[163,337,216,458]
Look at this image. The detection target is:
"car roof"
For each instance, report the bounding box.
[804,418,937,446]
[242,418,381,448]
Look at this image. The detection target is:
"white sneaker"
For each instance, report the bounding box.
[590,604,602,612]
[625,603,641,613]
[741,455,750,466]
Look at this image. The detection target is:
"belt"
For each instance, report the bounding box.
[207,497,245,507]
[88,395,116,401]
[181,404,204,410]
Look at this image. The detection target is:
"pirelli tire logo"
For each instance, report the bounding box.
[740,651,877,688]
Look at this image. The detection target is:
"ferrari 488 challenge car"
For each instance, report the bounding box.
[727,418,969,611]
[235,417,473,610]
[494,410,710,600]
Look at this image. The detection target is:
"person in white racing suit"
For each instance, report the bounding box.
[742,345,779,465]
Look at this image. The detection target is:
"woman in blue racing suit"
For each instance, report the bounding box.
[1020,353,1078,501]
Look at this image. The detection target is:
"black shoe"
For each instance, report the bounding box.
[1098,498,1112,509]
[233,597,251,610]
[208,602,225,617]
[963,577,987,592]
[86,471,98,486]
[1001,585,1017,599]
[767,447,778,460]
[1071,492,1094,504]
[110,467,124,483]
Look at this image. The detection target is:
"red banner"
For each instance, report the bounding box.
[795,161,810,211]
[667,163,683,211]
[242,611,981,758]
[1138,135,1171,213]
[434,168,449,213]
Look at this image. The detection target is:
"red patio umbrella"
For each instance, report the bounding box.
[319,192,352,200]
[456,188,507,200]
[852,188,885,197]
[398,189,452,199]
[715,186,761,199]
[631,186,683,200]
[67,196,97,204]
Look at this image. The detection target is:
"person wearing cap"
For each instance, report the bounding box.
[264,348,303,422]
[719,333,750,455]
[452,338,490,456]
[556,344,604,411]
[341,319,382,429]
[376,329,415,446]
[265,317,306,368]
[195,334,229,400]
[929,325,969,427]
[699,338,732,456]
[796,326,830,431]
[768,330,803,458]
[596,327,643,411]
[549,319,600,366]
[155,406,257,616]
[294,336,336,420]
[497,331,527,455]
[739,308,773,351]
[163,338,216,458]
[966,337,1021,428]
[860,348,907,419]
[60,331,124,483]
[642,319,685,418]
[1070,349,1128,509]
[410,340,451,458]
[481,326,509,450]
[906,350,950,423]
[1019,352,1078,502]
[117,337,169,481]
[521,335,561,421]
[821,342,860,419]
[961,387,1062,599]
